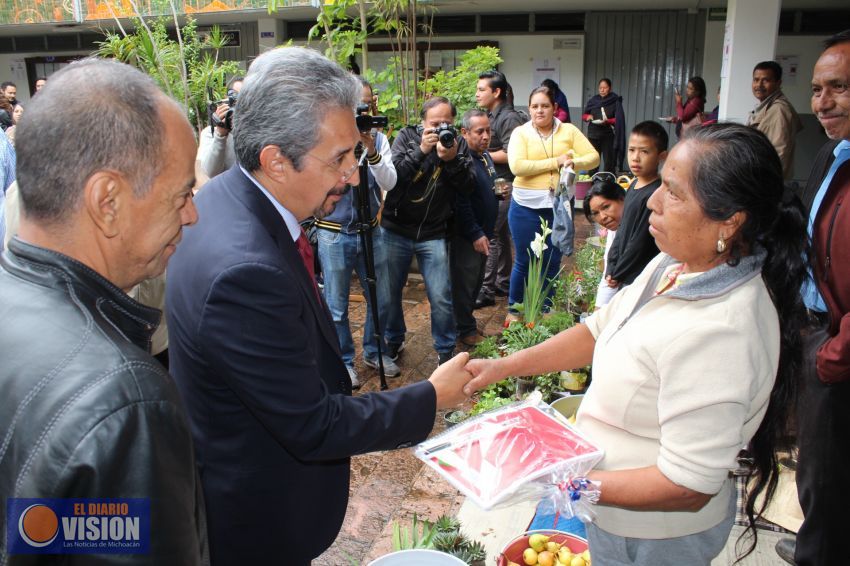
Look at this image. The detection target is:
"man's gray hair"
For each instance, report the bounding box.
[462,108,488,130]
[233,47,360,171]
[15,58,165,223]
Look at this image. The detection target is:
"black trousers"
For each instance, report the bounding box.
[478,196,512,300]
[450,233,487,338]
[589,133,615,174]
[795,326,850,566]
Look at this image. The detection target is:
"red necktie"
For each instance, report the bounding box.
[296,228,320,300]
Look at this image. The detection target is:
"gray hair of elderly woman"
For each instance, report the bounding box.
[233,47,360,172]
[15,58,164,224]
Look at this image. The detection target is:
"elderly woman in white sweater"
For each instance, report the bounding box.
[464,124,808,566]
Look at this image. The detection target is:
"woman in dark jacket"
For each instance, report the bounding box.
[582,78,626,174]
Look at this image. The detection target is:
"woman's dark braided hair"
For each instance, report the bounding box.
[682,123,808,560]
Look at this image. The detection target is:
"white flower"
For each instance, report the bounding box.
[530,219,552,259]
[530,232,548,259]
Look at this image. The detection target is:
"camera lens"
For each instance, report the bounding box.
[438,128,455,148]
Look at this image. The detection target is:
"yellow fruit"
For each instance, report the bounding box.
[546,541,561,553]
[557,548,573,564]
[528,534,549,553]
[570,556,586,566]
[538,550,556,566]
[522,547,538,566]
[581,549,591,563]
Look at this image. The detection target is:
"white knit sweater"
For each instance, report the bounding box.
[578,252,780,538]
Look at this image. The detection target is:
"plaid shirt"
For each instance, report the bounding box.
[0,129,14,193]
[0,129,15,250]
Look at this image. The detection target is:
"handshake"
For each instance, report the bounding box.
[427,353,511,409]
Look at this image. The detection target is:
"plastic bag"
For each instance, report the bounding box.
[551,192,575,256]
[557,166,576,200]
[416,392,603,518]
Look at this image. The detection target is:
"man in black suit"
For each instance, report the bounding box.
[166,47,472,565]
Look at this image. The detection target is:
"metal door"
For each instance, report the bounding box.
[583,10,706,145]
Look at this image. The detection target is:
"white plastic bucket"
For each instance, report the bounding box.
[367,549,467,565]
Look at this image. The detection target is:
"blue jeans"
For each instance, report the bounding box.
[507,199,562,308]
[382,229,456,354]
[317,228,391,367]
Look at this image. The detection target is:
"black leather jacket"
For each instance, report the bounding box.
[0,239,204,565]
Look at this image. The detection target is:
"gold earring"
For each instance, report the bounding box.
[716,236,727,254]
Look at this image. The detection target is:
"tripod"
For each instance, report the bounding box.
[352,144,388,390]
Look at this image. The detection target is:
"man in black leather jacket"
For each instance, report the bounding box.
[381,97,475,364]
[0,59,204,564]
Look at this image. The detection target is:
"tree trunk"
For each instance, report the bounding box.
[358,0,368,72]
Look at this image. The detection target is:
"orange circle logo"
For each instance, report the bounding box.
[18,504,59,547]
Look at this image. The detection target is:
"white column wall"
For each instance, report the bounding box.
[257,18,284,53]
[718,0,781,123]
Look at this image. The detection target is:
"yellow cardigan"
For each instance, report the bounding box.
[508,121,600,190]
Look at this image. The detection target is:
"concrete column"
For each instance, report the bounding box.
[257,18,284,53]
[718,0,781,123]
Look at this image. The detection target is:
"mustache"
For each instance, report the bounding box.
[329,185,352,197]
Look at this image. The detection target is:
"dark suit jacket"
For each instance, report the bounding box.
[166,165,437,565]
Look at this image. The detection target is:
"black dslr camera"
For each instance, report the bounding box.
[209,88,238,131]
[416,122,457,148]
[355,103,389,133]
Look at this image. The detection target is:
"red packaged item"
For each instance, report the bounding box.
[416,393,603,510]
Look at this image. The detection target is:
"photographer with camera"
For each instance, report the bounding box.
[382,97,475,365]
[314,77,398,387]
[197,75,243,179]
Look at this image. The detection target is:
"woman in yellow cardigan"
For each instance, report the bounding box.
[507,86,599,315]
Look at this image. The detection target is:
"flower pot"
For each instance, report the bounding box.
[574,180,592,201]
[550,394,585,421]
[560,371,587,391]
[444,410,467,428]
[515,378,535,400]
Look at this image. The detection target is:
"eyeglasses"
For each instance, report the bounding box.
[305,152,359,183]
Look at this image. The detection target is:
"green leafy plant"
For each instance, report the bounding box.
[390,514,486,565]
[532,372,563,403]
[306,0,369,69]
[470,335,500,359]
[96,15,239,133]
[444,409,469,425]
[468,388,514,417]
[555,235,606,316]
[501,321,553,354]
[391,514,436,551]
[419,46,503,120]
[540,310,575,335]
[433,515,462,534]
[515,219,563,325]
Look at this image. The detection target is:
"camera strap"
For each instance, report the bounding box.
[411,165,442,203]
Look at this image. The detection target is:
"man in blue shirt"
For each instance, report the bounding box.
[0,129,16,249]
[779,29,850,566]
